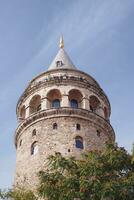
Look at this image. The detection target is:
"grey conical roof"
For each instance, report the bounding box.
[48,36,77,70]
[48,48,77,70]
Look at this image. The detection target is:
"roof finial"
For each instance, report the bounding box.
[59,35,64,49]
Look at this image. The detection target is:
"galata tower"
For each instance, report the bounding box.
[14,37,115,188]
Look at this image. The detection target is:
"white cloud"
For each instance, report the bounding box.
[26,0,134,67]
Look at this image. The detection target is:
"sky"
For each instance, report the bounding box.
[0,0,134,189]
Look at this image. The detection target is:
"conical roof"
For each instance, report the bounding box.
[48,36,77,70]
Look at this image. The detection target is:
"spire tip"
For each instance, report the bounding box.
[59,35,64,49]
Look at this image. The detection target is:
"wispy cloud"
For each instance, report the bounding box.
[31,0,133,57]
[0,0,134,189]
[13,0,133,78]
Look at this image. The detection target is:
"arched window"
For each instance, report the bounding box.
[75,136,84,149]
[47,89,61,109]
[32,129,36,136]
[69,89,83,109]
[89,96,100,112]
[31,142,38,155]
[97,130,101,137]
[29,95,41,115]
[52,99,60,108]
[53,123,58,130]
[70,99,78,108]
[76,123,81,130]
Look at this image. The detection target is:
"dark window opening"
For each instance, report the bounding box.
[76,123,81,130]
[70,99,78,108]
[90,105,94,112]
[75,136,83,149]
[56,61,63,67]
[53,123,58,130]
[32,129,36,136]
[97,130,101,137]
[52,99,60,108]
[37,104,41,111]
[68,149,70,152]
[31,142,38,155]
[19,139,22,147]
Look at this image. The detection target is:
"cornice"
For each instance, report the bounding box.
[14,107,115,148]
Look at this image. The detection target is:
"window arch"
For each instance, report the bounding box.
[75,136,84,149]
[31,142,38,155]
[47,89,61,109]
[29,95,41,115]
[89,95,100,112]
[69,89,83,109]
[53,123,58,130]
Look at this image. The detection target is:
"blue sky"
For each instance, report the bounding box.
[0,0,134,189]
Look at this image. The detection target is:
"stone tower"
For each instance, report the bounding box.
[14,37,115,188]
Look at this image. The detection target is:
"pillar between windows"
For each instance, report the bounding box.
[83,97,89,110]
[25,105,30,118]
[41,97,48,110]
[61,94,69,107]
[96,106,104,117]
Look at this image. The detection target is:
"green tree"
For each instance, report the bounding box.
[1,143,134,200]
[38,143,134,200]
[0,188,37,200]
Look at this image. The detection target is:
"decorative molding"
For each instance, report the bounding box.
[15,107,115,147]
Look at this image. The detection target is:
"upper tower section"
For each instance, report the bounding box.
[15,37,113,145]
[48,36,76,70]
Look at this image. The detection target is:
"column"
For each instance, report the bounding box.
[25,105,30,118]
[83,97,89,110]
[97,106,104,117]
[61,94,69,107]
[41,97,48,110]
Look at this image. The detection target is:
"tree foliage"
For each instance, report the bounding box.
[1,143,134,200]
[0,188,37,200]
[38,143,134,200]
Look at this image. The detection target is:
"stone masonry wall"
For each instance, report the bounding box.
[14,68,115,189]
[15,115,114,189]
